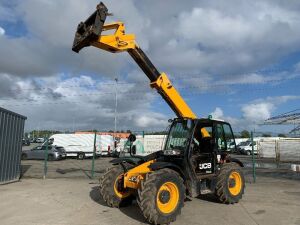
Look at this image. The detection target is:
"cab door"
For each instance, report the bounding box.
[214,122,236,154]
[190,124,215,176]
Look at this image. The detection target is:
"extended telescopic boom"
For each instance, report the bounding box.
[72,2,197,119]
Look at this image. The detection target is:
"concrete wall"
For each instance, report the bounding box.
[259,138,300,162]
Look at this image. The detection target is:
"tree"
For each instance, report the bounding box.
[262,133,272,137]
[240,130,250,138]
[278,133,286,137]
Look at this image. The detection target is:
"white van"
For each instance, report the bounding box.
[98,135,114,156]
[237,141,258,155]
[36,137,45,143]
[45,134,113,159]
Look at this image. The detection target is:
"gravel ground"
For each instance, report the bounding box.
[0,175,299,225]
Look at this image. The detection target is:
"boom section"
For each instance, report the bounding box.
[72,2,196,119]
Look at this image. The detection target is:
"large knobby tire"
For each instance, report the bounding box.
[137,168,185,225]
[99,164,134,208]
[215,163,245,204]
[21,153,27,160]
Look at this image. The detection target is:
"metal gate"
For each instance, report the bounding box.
[0,107,26,184]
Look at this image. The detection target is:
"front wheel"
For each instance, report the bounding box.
[246,151,251,156]
[215,163,245,204]
[137,168,185,225]
[99,164,134,207]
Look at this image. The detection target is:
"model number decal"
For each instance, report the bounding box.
[199,163,212,170]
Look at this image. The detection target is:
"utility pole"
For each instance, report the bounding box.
[114,78,118,143]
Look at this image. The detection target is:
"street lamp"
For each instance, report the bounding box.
[114,78,118,141]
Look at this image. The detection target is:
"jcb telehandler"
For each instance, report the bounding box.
[72,3,245,224]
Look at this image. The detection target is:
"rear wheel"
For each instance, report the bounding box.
[21,153,27,160]
[99,164,134,207]
[215,163,245,204]
[137,169,185,225]
[48,154,54,161]
[77,152,85,160]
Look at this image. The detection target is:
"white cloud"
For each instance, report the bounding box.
[135,114,168,128]
[210,95,300,131]
[1,1,300,131]
[241,102,274,122]
[0,74,167,131]
[0,26,5,36]
[211,107,224,119]
[1,0,300,79]
[241,96,300,123]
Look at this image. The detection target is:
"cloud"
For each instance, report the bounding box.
[1,1,300,132]
[135,114,168,128]
[241,96,300,122]
[210,95,300,131]
[0,74,167,131]
[1,0,300,79]
[211,107,224,119]
[170,1,300,75]
[241,102,274,122]
[0,26,4,35]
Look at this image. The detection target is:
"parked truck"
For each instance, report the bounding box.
[44,134,114,159]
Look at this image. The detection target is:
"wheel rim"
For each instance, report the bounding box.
[156,182,179,214]
[228,171,242,196]
[113,174,131,199]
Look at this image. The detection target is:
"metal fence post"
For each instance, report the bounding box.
[275,140,280,167]
[251,131,256,183]
[43,135,48,179]
[91,132,96,179]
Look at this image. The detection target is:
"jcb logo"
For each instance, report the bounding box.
[199,163,211,170]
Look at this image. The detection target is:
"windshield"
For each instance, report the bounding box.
[164,120,193,151]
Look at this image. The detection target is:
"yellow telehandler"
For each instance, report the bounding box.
[72,3,245,224]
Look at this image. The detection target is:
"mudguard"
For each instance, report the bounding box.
[110,157,142,165]
[148,161,185,178]
[228,157,244,167]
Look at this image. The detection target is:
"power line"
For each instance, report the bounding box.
[2,76,299,102]
[6,73,300,92]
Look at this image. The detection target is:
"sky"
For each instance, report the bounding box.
[0,0,300,134]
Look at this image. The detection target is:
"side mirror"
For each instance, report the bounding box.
[128,134,136,143]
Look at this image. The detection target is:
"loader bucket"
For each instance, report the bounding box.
[72,2,108,53]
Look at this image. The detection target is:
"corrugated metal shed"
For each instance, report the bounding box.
[0,107,26,184]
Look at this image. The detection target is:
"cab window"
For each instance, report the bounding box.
[223,124,235,150]
[216,124,226,150]
[216,123,235,151]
